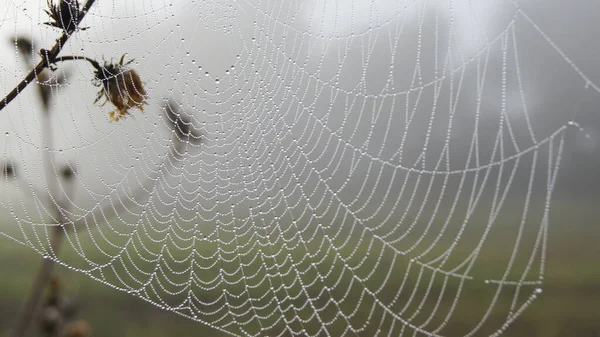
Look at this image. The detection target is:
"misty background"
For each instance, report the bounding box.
[0,0,598,335]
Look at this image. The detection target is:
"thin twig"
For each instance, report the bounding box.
[0,0,98,112]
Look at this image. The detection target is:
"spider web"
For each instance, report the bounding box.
[0,0,598,336]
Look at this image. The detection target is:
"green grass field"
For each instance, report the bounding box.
[0,200,598,337]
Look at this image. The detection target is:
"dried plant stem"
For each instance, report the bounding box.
[10,110,70,337]
[8,0,98,326]
[0,0,98,112]
[10,108,68,337]
[9,225,65,337]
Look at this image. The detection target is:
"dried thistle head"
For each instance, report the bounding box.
[44,0,85,32]
[93,55,148,122]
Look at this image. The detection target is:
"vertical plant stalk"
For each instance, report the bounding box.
[9,104,71,337]
[0,0,98,112]
[9,0,98,332]
[9,116,70,337]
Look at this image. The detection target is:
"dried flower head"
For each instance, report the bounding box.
[93,54,147,122]
[44,0,85,32]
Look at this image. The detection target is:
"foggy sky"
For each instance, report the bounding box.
[0,0,598,229]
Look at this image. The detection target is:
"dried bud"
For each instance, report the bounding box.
[14,36,34,58]
[45,276,78,325]
[44,0,84,32]
[40,306,63,335]
[60,297,78,320]
[60,164,76,181]
[94,55,147,122]
[163,99,203,145]
[1,161,16,178]
[63,321,90,337]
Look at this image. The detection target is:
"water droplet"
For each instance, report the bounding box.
[205,72,209,76]
[215,78,220,83]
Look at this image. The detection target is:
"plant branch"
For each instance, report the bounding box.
[0,0,97,112]
[54,55,101,70]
